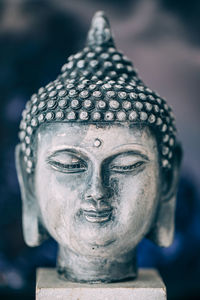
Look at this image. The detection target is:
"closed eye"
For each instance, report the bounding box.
[48,160,87,173]
[47,151,87,173]
[110,161,145,173]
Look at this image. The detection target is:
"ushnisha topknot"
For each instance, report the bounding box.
[19,11,176,173]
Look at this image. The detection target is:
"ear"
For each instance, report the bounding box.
[15,144,47,247]
[148,143,182,247]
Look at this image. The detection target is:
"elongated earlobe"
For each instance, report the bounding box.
[148,195,176,247]
[15,144,47,246]
[148,143,182,247]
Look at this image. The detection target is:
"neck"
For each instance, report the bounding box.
[57,246,137,283]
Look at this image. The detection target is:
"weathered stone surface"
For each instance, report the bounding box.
[36,268,166,300]
[16,10,182,283]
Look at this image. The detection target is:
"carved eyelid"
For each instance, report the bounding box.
[47,152,88,173]
[47,150,87,164]
[46,152,88,175]
[106,151,149,167]
[47,150,149,170]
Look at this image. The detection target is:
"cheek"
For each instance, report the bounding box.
[113,166,160,233]
[35,168,85,241]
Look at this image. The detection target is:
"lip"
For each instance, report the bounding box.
[83,209,112,223]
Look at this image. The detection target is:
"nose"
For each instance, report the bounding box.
[86,177,105,201]
[84,169,111,206]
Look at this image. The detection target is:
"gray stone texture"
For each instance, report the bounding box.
[16,10,182,283]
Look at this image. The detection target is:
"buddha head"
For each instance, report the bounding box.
[15,11,182,283]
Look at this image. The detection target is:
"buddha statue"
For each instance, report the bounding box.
[15,11,181,283]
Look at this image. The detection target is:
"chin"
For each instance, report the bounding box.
[72,233,129,257]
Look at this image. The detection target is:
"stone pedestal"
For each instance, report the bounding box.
[36,268,166,300]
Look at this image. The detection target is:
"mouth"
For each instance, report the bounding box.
[83,209,112,223]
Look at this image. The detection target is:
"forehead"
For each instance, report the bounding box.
[36,122,158,158]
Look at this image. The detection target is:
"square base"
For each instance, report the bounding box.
[36,268,166,300]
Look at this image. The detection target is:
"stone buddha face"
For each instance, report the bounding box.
[15,11,181,282]
[35,123,160,258]
[16,120,180,282]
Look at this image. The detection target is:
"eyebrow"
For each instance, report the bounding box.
[115,150,150,161]
[111,143,150,159]
[47,147,150,163]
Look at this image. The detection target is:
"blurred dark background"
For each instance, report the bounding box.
[0,0,200,299]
